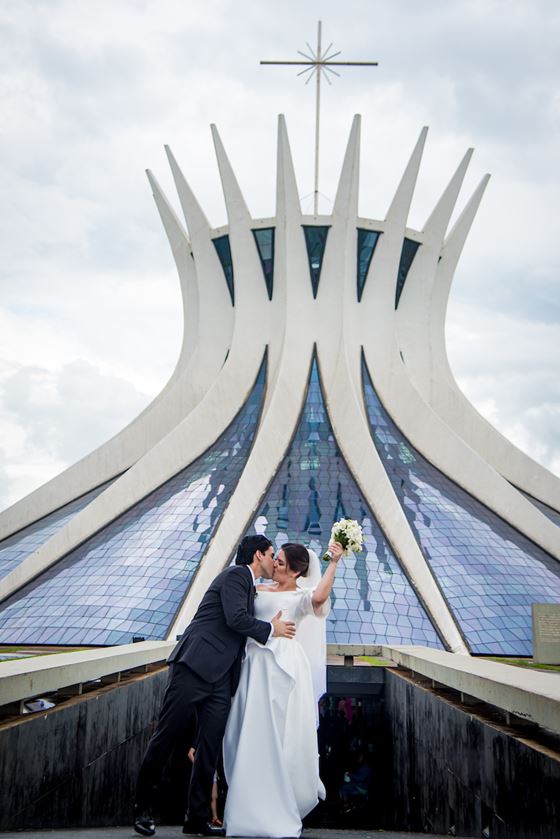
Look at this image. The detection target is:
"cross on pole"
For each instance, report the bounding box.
[261,21,378,215]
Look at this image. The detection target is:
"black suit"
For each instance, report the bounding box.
[136,564,271,823]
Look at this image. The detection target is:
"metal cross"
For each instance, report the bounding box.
[261,21,378,215]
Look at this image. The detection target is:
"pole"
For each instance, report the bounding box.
[313,21,322,216]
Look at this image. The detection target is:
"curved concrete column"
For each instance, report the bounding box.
[357,131,560,560]
[0,153,232,542]
[424,180,560,510]
[170,114,316,633]
[314,118,467,653]
[0,131,276,601]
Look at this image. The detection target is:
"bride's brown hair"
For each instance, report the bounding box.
[281,543,310,578]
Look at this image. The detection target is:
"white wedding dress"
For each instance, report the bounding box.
[223,584,329,838]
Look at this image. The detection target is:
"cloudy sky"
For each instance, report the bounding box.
[0,0,559,510]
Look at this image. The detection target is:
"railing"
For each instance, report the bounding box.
[381,645,560,736]
[1,642,559,737]
[0,641,374,715]
[0,640,174,715]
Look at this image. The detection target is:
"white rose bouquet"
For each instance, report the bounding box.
[322,518,364,561]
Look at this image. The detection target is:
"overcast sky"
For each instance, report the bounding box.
[0,0,559,511]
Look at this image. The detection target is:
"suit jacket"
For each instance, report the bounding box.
[167,564,271,692]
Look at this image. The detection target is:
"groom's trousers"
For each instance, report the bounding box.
[136,661,232,822]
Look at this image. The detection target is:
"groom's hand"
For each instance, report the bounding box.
[271,610,296,639]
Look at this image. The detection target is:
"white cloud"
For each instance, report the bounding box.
[0,358,150,507]
[0,0,559,512]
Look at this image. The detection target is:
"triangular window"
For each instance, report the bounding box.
[212,234,235,305]
[302,226,329,298]
[252,228,275,300]
[357,229,381,301]
[395,238,420,308]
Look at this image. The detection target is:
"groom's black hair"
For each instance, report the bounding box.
[235,534,273,566]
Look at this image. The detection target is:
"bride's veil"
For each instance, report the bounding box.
[297,548,327,721]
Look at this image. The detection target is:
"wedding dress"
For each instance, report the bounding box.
[223,561,329,838]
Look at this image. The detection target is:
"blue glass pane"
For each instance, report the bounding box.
[244,358,443,648]
[302,226,330,298]
[362,357,560,655]
[357,229,381,302]
[395,237,420,308]
[252,228,275,300]
[0,360,267,646]
[212,234,235,305]
[0,481,114,583]
[518,488,560,528]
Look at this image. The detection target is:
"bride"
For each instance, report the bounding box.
[222,540,343,838]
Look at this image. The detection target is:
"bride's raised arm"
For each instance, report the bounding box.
[311,541,343,613]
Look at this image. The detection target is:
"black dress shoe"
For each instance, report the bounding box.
[133,809,156,836]
[182,818,225,836]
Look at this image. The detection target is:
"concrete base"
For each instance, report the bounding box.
[1,663,558,837]
[385,669,560,839]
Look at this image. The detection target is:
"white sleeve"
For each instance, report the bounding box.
[296,588,331,619]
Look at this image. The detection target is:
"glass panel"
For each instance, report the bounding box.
[357,229,381,301]
[0,481,114,582]
[302,226,330,298]
[244,358,443,648]
[395,237,420,308]
[212,234,235,305]
[518,488,560,528]
[0,360,267,647]
[252,228,275,300]
[362,357,560,655]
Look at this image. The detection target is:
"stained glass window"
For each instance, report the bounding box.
[0,360,267,647]
[252,228,275,300]
[245,358,443,648]
[0,481,114,583]
[302,226,330,298]
[395,237,420,308]
[212,234,235,305]
[362,357,560,655]
[357,229,381,301]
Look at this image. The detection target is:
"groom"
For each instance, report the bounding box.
[134,534,296,837]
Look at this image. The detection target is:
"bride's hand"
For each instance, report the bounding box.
[271,610,296,639]
[328,541,344,562]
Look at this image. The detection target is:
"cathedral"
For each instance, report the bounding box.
[0,115,559,657]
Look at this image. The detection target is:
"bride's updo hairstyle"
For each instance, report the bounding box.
[235,534,272,565]
[281,543,310,578]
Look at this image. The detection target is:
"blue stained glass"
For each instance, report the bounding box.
[252,228,275,300]
[302,226,330,298]
[362,357,560,655]
[245,357,443,648]
[0,481,114,583]
[357,229,381,302]
[212,234,235,305]
[0,359,267,646]
[395,237,420,308]
[518,488,560,528]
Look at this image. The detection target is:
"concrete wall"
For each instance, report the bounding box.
[384,669,560,839]
[0,669,168,832]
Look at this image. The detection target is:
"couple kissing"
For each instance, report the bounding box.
[134,533,343,839]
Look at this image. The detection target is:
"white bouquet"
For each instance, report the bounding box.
[322,518,364,561]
